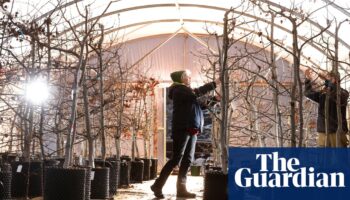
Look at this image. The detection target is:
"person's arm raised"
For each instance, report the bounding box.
[194,82,217,97]
[304,78,320,103]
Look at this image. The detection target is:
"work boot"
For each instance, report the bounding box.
[151,184,164,198]
[177,183,196,198]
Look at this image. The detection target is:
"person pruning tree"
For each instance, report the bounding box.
[151,69,220,198]
[304,69,349,147]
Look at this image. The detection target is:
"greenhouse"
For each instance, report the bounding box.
[1,0,350,199]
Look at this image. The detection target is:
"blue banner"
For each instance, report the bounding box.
[229,148,350,200]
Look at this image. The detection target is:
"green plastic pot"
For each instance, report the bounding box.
[191,165,201,176]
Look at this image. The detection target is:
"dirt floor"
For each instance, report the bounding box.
[114,175,204,200]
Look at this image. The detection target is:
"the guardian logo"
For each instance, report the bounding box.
[234,152,345,188]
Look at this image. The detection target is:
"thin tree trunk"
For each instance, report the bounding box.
[149,95,155,158]
[270,14,283,147]
[131,127,135,160]
[143,96,149,158]
[38,19,52,160]
[219,11,230,173]
[303,104,314,147]
[63,7,92,168]
[135,131,140,158]
[132,98,141,160]
[56,129,62,157]
[334,22,343,147]
[115,82,125,159]
[325,92,330,147]
[152,91,158,158]
[115,137,121,158]
[252,103,265,147]
[38,107,45,160]
[297,53,304,147]
[55,108,63,157]
[9,111,17,152]
[290,20,298,147]
[212,115,221,166]
[83,70,95,168]
[63,47,85,168]
[131,99,137,160]
[20,106,25,152]
[23,37,36,162]
[23,105,33,162]
[96,24,106,161]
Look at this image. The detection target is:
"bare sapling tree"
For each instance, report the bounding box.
[88,23,107,161]
[202,5,260,167]
[269,13,283,147]
[321,18,349,147]
[114,59,129,160]
[250,0,331,146]
[218,10,233,174]
[62,2,116,168]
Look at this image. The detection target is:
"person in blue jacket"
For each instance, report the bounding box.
[151,70,220,198]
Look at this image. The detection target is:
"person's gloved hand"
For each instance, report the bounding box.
[324,79,336,90]
[187,128,200,135]
[214,95,221,102]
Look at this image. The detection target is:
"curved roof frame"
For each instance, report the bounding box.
[82,20,322,69]
[53,3,340,72]
[4,0,350,74]
[50,2,350,50]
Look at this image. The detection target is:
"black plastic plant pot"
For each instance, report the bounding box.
[120,155,131,162]
[43,159,60,187]
[54,158,65,168]
[95,159,116,196]
[106,158,121,195]
[44,159,60,168]
[118,160,130,187]
[1,154,17,164]
[150,158,158,179]
[11,161,43,198]
[210,166,222,171]
[44,167,87,200]
[203,169,228,200]
[73,166,91,200]
[90,167,110,199]
[0,163,12,199]
[94,159,107,167]
[141,158,151,181]
[130,159,144,183]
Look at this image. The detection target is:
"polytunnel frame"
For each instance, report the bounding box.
[37,1,350,73]
[1,0,350,168]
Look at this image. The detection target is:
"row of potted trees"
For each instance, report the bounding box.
[0,154,158,199]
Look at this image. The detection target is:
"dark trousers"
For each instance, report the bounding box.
[154,133,197,188]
